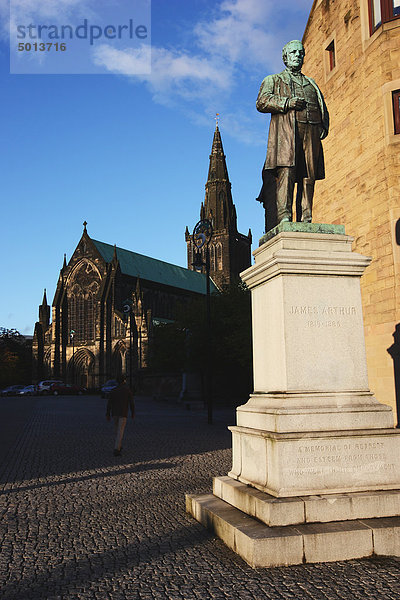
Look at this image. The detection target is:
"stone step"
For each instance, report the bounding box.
[213,476,400,527]
[186,492,400,568]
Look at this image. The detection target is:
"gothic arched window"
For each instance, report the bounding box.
[67,261,100,343]
[216,243,223,270]
[210,245,216,271]
[69,291,96,342]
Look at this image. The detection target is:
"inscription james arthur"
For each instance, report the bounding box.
[288,305,357,328]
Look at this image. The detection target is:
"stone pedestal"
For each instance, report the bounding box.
[186,224,400,566]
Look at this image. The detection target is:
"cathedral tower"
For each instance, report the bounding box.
[38,288,50,328]
[186,124,252,289]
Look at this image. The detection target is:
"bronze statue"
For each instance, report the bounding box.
[256,40,329,230]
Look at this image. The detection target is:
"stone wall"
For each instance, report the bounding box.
[302,0,400,417]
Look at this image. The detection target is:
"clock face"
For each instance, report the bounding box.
[193,219,213,249]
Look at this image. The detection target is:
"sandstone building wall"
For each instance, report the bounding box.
[302,0,400,417]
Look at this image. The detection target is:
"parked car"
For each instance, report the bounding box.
[0,384,26,396]
[49,382,86,396]
[19,384,37,396]
[37,380,63,395]
[101,379,118,398]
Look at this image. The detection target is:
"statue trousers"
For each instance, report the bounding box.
[276,122,321,223]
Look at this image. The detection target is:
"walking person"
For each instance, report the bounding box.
[106,374,135,456]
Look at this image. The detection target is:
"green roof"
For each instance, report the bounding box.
[92,239,216,295]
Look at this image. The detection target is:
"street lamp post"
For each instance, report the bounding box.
[70,330,75,384]
[192,219,213,424]
[123,301,134,391]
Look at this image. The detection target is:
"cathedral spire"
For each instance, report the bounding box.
[39,288,50,327]
[206,123,230,185]
[204,123,234,232]
[186,122,252,289]
[111,243,119,269]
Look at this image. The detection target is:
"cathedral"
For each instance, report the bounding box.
[32,125,252,388]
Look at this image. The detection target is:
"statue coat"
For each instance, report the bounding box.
[256,69,329,179]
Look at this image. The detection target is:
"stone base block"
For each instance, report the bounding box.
[361,517,400,557]
[298,520,373,564]
[186,493,304,568]
[213,476,400,526]
[229,425,400,497]
[213,476,305,526]
[236,392,394,433]
[305,489,400,524]
[186,493,400,567]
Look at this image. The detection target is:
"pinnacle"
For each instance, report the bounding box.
[211,126,224,156]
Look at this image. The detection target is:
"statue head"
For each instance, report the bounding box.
[282,40,305,72]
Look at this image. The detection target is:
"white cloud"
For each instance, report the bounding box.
[194,0,278,66]
[188,107,266,147]
[8,0,91,19]
[148,48,230,90]
[90,0,291,143]
[93,44,232,107]
[220,0,272,21]
[2,0,94,40]
[144,47,232,107]
[90,0,290,84]
[219,110,266,146]
[93,44,151,76]
[3,0,311,145]
[192,0,313,71]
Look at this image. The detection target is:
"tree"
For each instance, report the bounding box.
[149,282,252,404]
[0,328,32,387]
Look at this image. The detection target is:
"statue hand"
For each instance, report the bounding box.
[319,126,328,140]
[288,97,306,110]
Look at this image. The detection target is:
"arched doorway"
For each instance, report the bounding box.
[68,348,95,389]
[112,342,126,379]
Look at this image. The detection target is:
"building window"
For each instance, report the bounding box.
[114,316,125,338]
[370,0,382,30]
[326,40,336,71]
[216,243,223,270]
[396,218,400,244]
[369,0,400,33]
[393,90,400,134]
[210,244,216,271]
[69,292,96,342]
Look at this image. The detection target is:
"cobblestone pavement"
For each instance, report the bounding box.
[0,395,399,600]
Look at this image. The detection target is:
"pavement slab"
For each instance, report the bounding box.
[0,395,399,599]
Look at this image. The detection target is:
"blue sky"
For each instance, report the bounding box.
[0,0,313,335]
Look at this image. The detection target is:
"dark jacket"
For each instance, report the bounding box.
[106,383,135,418]
[256,69,329,176]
